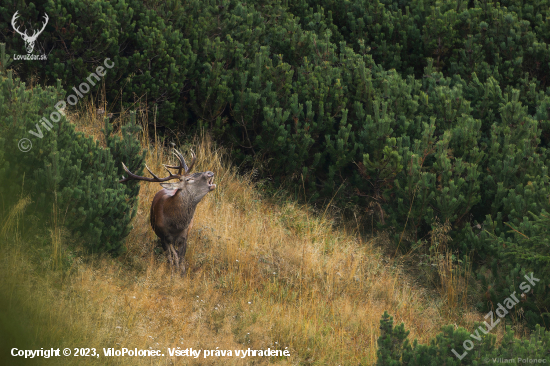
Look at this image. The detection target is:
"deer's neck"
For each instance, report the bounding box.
[172,189,198,225]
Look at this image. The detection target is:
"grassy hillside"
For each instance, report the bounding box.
[2,0,550,362]
[0,108,498,365]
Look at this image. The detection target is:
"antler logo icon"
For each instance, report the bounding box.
[11,11,49,54]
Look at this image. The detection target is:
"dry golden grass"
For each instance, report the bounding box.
[0,109,502,365]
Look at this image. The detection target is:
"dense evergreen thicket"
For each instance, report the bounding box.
[0,48,145,253]
[2,0,550,360]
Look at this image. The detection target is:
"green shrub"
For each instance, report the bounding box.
[0,0,196,127]
[477,213,550,330]
[376,311,550,365]
[0,64,144,254]
[1,0,550,327]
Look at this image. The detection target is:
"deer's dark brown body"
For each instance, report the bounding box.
[120,149,216,274]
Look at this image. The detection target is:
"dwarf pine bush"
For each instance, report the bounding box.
[376,311,550,365]
[1,0,550,350]
[0,59,144,254]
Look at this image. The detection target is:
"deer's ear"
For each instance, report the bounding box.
[160,182,179,190]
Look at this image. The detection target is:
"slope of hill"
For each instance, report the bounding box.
[0,110,492,365]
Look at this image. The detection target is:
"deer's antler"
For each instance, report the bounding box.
[164,149,196,175]
[119,148,195,183]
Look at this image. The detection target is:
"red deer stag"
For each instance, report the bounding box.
[119,149,216,274]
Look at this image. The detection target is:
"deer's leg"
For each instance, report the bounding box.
[175,237,188,276]
[166,247,175,277]
[167,244,174,269]
[169,244,180,270]
[160,238,169,252]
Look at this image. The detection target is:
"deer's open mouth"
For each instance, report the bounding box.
[208,176,216,191]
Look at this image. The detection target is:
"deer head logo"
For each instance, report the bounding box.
[11,11,49,54]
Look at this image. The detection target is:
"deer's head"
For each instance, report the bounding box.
[160,171,216,203]
[12,11,49,54]
[119,148,216,204]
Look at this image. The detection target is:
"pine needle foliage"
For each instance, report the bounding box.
[0,64,144,254]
